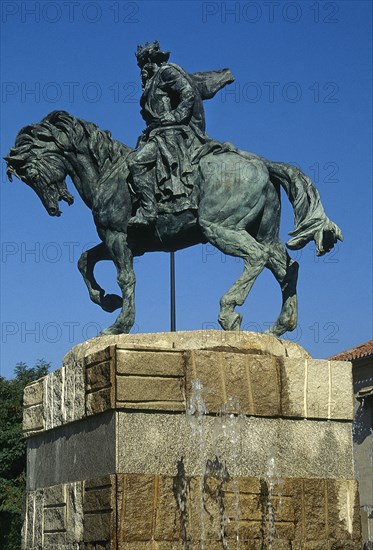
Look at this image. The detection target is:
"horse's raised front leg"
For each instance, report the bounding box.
[265,242,299,337]
[77,242,123,312]
[100,230,136,335]
[200,219,269,331]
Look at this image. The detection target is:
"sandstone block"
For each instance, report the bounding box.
[63,362,86,426]
[42,532,67,546]
[280,358,354,421]
[65,482,84,543]
[43,506,66,532]
[24,379,44,407]
[184,350,225,412]
[84,486,113,513]
[44,484,65,506]
[23,404,44,433]
[327,480,361,540]
[225,520,261,539]
[81,346,114,368]
[153,477,181,541]
[86,361,113,392]
[223,353,254,413]
[224,477,260,494]
[117,474,155,542]
[83,512,113,542]
[303,479,328,540]
[116,350,184,376]
[86,387,114,415]
[247,355,281,416]
[116,375,184,405]
[225,493,261,521]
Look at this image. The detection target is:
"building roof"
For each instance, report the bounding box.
[329,340,373,362]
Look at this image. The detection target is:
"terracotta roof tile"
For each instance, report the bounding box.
[329,340,373,362]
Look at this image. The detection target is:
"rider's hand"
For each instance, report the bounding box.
[160,112,177,125]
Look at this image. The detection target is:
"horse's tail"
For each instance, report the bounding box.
[262,160,343,255]
[220,142,343,255]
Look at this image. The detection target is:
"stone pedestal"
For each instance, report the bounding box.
[22,331,362,549]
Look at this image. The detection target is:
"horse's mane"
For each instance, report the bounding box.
[9,110,131,172]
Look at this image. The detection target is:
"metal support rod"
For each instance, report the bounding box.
[170,251,176,332]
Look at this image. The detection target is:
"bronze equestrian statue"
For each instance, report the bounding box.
[4,41,343,336]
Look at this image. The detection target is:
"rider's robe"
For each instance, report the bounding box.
[137,63,234,212]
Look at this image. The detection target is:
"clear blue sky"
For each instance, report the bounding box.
[1,1,372,378]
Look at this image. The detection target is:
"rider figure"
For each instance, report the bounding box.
[129,40,234,227]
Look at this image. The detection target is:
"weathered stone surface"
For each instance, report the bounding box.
[303,479,328,540]
[86,361,113,392]
[23,480,84,549]
[329,360,355,419]
[63,361,86,426]
[23,404,44,433]
[63,331,310,369]
[82,346,114,368]
[66,482,84,543]
[116,349,185,376]
[117,474,154,542]
[43,368,64,429]
[247,355,281,416]
[184,351,281,416]
[23,360,86,437]
[327,479,361,540]
[84,485,113,513]
[83,512,113,542]
[44,505,66,531]
[23,474,361,549]
[44,483,66,506]
[82,348,116,417]
[24,333,354,438]
[27,412,116,490]
[116,375,184,404]
[83,476,116,546]
[24,379,44,407]
[153,477,181,541]
[280,357,354,421]
[117,413,354,480]
[86,387,114,415]
[115,349,186,411]
[23,332,360,548]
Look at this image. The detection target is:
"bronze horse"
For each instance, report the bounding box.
[5,111,342,336]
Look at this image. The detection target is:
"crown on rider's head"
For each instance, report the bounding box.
[135,40,170,68]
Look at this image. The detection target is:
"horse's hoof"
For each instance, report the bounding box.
[230,313,242,331]
[100,325,125,336]
[101,294,123,313]
[218,312,242,331]
[264,325,286,338]
[99,327,118,336]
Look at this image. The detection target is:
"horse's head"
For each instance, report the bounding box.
[4,112,75,216]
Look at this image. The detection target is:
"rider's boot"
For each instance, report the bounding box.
[128,168,157,227]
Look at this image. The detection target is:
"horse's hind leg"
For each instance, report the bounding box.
[219,257,267,330]
[265,241,299,337]
[200,219,269,331]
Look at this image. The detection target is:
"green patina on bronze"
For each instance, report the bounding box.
[4,41,342,336]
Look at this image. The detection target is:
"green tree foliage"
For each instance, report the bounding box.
[0,360,50,550]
